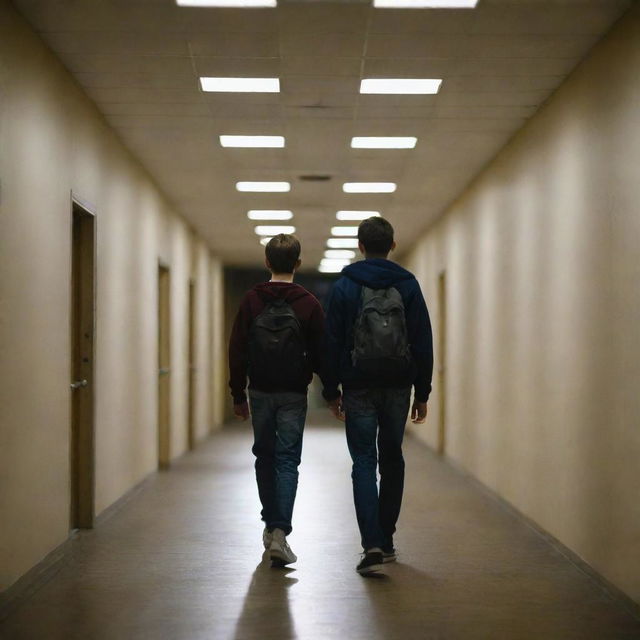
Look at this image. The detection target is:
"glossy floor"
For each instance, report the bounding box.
[2,418,639,639]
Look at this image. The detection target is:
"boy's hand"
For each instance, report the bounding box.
[328,396,345,422]
[411,401,427,424]
[234,401,250,421]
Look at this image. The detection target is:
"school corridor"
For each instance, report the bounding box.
[0,417,638,639]
[2,0,640,637]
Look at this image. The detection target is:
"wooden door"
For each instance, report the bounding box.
[437,271,447,455]
[188,280,196,450]
[158,265,171,469]
[70,201,96,529]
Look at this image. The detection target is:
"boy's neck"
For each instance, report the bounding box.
[270,272,295,283]
[364,253,390,260]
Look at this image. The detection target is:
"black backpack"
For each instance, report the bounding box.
[248,298,307,388]
[351,286,412,381]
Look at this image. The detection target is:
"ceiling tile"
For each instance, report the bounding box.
[43,31,189,55]
[188,32,279,57]
[281,32,366,57]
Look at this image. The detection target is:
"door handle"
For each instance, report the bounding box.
[71,379,88,389]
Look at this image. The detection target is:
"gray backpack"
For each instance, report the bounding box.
[351,286,412,381]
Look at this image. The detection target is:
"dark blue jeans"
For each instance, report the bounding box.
[343,388,411,551]
[248,390,307,535]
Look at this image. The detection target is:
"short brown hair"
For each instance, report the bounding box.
[265,234,301,274]
[358,217,394,255]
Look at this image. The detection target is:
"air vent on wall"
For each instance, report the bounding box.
[298,175,332,182]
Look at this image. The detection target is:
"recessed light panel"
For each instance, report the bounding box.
[351,137,417,149]
[200,77,280,93]
[247,210,293,220]
[220,135,285,148]
[336,211,380,221]
[236,182,290,192]
[327,238,360,249]
[325,250,356,259]
[331,227,359,237]
[360,78,442,95]
[343,183,396,193]
[255,225,295,235]
[319,264,348,274]
[321,258,350,267]
[374,0,477,6]
[178,0,276,5]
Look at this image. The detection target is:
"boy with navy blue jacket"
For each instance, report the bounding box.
[322,217,434,575]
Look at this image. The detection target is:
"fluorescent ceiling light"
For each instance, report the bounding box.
[255,225,295,236]
[351,137,417,149]
[331,226,359,237]
[236,181,290,192]
[260,237,272,246]
[374,0,477,7]
[360,78,442,95]
[336,211,380,221]
[319,264,346,274]
[321,258,350,266]
[200,77,280,93]
[343,182,396,194]
[325,250,356,259]
[327,238,360,249]
[178,0,276,6]
[247,210,293,220]
[220,135,285,148]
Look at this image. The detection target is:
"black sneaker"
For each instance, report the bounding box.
[356,550,384,575]
[382,548,397,563]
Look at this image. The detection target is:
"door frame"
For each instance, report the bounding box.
[70,193,97,529]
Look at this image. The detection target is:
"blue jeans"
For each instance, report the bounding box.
[343,388,411,551]
[249,390,307,535]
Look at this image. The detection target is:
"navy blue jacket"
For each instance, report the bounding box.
[323,258,434,402]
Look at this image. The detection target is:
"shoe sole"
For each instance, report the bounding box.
[270,550,296,566]
[382,555,396,564]
[357,563,383,575]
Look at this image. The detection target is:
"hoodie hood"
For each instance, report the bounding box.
[342,258,415,289]
[252,281,310,303]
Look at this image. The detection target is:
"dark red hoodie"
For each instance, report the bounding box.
[228,281,325,404]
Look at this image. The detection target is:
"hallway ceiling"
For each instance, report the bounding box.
[12,0,632,270]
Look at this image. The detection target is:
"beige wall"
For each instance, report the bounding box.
[0,2,225,591]
[405,7,640,603]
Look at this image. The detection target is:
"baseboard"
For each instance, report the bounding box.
[0,471,156,622]
[0,532,77,622]
[94,471,155,527]
[409,434,640,622]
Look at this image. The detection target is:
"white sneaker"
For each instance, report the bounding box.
[262,527,273,550]
[269,528,297,566]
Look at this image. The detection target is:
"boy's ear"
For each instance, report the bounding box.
[265,257,272,271]
[390,241,396,252]
[294,258,302,270]
[358,242,365,255]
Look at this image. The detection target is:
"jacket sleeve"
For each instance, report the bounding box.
[228,295,253,405]
[321,283,345,401]
[406,282,434,403]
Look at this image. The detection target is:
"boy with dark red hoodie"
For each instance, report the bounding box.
[228,234,325,566]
